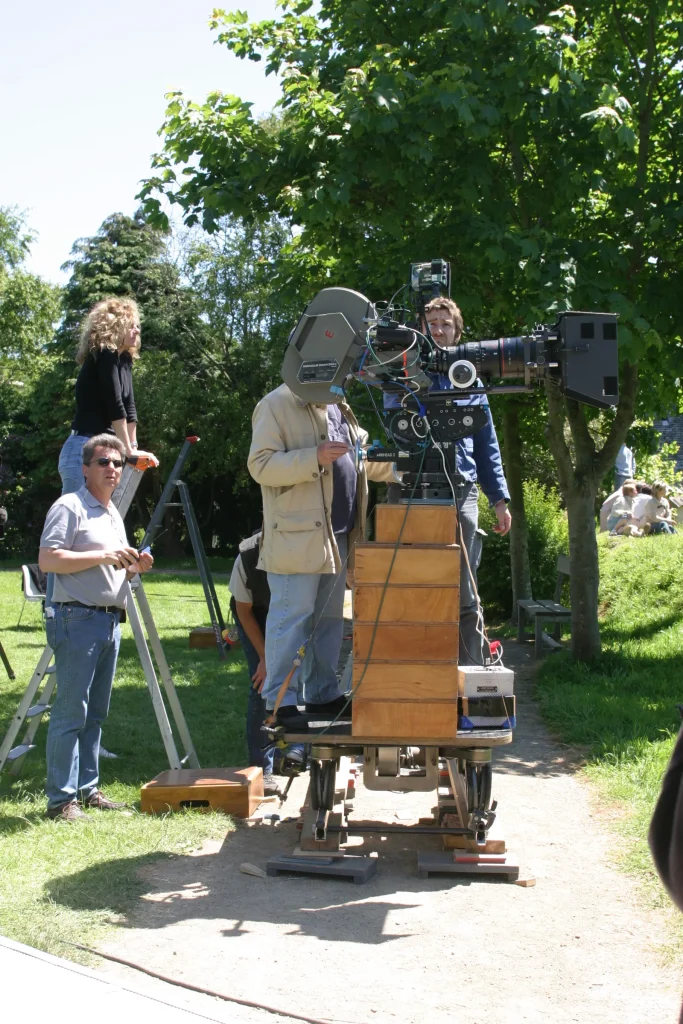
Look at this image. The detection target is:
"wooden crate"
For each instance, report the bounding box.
[352,661,460,701]
[375,503,457,545]
[189,627,219,649]
[140,767,264,817]
[352,699,458,739]
[354,622,460,662]
[354,585,459,623]
[354,544,460,586]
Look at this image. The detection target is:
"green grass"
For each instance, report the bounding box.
[536,532,683,957]
[0,569,251,960]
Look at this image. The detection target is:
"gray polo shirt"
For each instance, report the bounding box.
[40,486,129,607]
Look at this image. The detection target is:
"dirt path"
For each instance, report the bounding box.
[95,642,682,1024]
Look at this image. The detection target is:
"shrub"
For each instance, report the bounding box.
[477,480,568,618]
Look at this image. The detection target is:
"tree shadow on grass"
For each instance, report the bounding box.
[536,646,683,754]
[600,609,683,644]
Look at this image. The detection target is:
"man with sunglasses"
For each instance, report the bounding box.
[38,433,153,821]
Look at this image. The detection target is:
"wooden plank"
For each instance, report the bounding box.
[283,730,513,747]
[375,504,458,545]
[354,623,459,662]
[355,544,460,586]
[354,585,459,624]
[352,699,458,740]
[352,661,460,701]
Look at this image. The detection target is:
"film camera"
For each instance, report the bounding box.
[281,261,619,495]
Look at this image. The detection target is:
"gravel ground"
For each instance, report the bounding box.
[94,638,683,1024]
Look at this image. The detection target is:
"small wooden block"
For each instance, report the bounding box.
[354,544,460,586]
[140,767,264,817]
[514,877,536,888]
[442,835,507,853]
[375,504,458,545]
[354,623,460,662]
[189,627,219,649]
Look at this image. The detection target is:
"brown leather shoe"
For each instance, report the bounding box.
[47,800,87,822]
[81,789,126,811]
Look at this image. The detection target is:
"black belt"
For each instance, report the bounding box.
[57,601,124,616]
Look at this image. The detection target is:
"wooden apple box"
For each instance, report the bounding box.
[352,504,461,742]
[189,627,219,649]
[140,767,264,817]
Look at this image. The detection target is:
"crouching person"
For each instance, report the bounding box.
[38,433,153,821]
[228,530,304,788]
[248,383,394,731]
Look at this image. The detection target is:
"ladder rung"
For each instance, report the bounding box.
[7,744,36,761]
[26,704,50,718]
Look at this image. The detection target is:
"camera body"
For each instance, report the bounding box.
[281,263,619,475]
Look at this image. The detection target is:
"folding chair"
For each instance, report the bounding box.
[17,564,46,626]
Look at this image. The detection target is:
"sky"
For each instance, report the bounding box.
[0,1,282,283]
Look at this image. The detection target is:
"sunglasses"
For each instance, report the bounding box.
[95,457,125,468]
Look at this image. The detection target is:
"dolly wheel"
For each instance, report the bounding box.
[310,759,336,810]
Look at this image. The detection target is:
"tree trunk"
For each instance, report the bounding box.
[544,363,639,661]
[501,399,532,620]
[565,489,602,661]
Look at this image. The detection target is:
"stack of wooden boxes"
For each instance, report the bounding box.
[352,504,461,740]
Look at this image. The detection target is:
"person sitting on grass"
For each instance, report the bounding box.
[605,479,643,537]
[639,480,677,535]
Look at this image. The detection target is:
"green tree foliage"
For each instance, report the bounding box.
[478,479,569,618]
[141,0,683,658]
[57,210,199,356]
[0,208,60,359]
[1,209,301,557]
[0,209,62,553]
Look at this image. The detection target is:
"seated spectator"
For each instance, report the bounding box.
[600,486,622,532]
[600,480,651,532]
[631,483,652,524]
[606,479,643,536]
[639,481,677,535]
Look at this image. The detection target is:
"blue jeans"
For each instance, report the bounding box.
[650,521,676,535]
[264,533,348,710]
[458,483,486,665]
[58,432,91,495]
[49,433,92,608]
[45,605,121,808]
[234,615,275,775]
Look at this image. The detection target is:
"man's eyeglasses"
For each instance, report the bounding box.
[95,457,125,469]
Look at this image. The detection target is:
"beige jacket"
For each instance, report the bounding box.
[248,383,395,574]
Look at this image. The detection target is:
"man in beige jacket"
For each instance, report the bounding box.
[248,382,394,729]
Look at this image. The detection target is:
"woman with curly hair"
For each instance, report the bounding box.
[58,297,158,494]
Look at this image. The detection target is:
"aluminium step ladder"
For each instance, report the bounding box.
[0,436,220,776]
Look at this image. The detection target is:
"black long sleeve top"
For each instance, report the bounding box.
[71,348,137,436]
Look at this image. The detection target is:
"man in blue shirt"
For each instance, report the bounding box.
[391,297,511,664]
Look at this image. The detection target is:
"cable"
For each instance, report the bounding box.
[311,442,429,738]
[59,942,340,1024]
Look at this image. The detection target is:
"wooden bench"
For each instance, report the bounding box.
[517,554,571,659]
